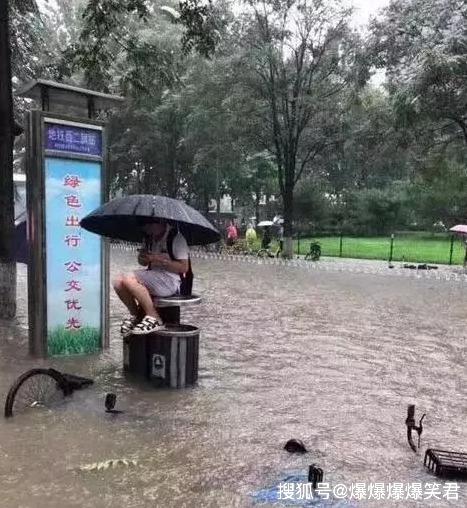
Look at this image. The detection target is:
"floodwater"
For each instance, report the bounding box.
[0,247,466,507]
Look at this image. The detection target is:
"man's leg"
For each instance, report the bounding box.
[113,275,139,316]
[121,275,161,320]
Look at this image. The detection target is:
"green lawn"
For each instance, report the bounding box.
[294,233,466,265]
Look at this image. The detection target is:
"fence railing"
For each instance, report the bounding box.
[294,232,466,265]
[111,232,466,266]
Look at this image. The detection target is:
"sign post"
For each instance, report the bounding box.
[19,80,123,357]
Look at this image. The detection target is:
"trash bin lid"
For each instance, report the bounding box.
[155,324,199,337]
[156,295,202,307]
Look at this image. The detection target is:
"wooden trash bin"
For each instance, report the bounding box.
[124,324,199,388]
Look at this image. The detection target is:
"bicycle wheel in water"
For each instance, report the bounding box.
[4,368,71,417]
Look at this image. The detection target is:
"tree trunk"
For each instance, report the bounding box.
[254,188,260,224]
[203,187,210,215]
[168,144,177,198]
[282,166,295,259]
[455,118,467,146]
[0,0,16,319]
[215,164,221,226]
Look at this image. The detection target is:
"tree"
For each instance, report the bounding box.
[0,0,16,319]
[369,0,467,147]
[66,0,223,91]
[343,186,407,235]
[234,0,365,257]
[293,177,331,230]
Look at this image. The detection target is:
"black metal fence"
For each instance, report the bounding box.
[294,232,466,265]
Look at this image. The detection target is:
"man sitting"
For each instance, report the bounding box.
[113,220,189,336]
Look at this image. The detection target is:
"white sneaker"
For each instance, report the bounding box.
[131,316,164,335]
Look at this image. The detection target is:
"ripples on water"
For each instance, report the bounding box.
[0,248,466,507]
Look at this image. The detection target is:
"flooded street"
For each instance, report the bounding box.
[0,246,466,507]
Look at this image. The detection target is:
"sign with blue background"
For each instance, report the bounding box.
[45,122,102,156]
[45,157,102,355]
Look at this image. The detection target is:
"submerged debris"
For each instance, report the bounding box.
[405,405,426,453]
[284,439,307,454]
[425,449,467,479]
[308,464,324,488]
[76,458,138,472]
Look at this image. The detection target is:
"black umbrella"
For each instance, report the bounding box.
[80,194,220,245]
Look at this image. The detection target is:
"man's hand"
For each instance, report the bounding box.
[137,249,150,266]
[140,251,188,273]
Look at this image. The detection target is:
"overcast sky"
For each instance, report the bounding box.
[352,0,389,27]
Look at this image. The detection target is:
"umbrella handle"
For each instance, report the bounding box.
[143,235,152,270]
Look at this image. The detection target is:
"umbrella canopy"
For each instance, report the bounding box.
[257,220,274,227]
[449,224,467,235]
[80,194,220,245]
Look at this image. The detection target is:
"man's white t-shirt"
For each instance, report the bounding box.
[145,227,189,289]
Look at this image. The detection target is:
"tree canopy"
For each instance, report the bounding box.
[7,0,467,242]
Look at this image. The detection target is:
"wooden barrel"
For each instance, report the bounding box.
[124,324,199,388]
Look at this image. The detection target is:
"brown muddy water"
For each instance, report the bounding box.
[0,247,466,507]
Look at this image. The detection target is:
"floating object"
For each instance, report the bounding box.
[403,263,438,270]
[77,458,138,472]
[284,439,307,454]
[424,449,467,479]
[308,464,324,488]
[405,405,426,452]
[104,393,124,414]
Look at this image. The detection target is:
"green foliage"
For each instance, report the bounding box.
[369,0,467,145]
[65,0,223,90]
[9,0,467,240]
[343,186,408,235]
[407,157,467,228]
[293,178,332,228]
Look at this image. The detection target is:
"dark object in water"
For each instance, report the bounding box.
[403,263,438,270]
[105,393,124,414]
[425,449,467,479]
[105,393,116,411]
[405,404,426,452]
[308,464,324,488]
[284,439,307,453]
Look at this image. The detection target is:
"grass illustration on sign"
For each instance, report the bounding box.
[48,326,101,356]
